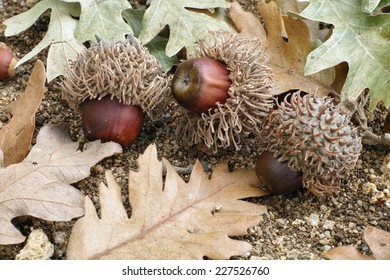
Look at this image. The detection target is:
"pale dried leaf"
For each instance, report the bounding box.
[365,226,390,260]
[67,144,268,260]
[0,60,45,167]
[324,226,390,260]
[228,1,335,96]
[324,246,374,260]
[257,1,335,97]
[0,124,122,245]
[228,2,266,39]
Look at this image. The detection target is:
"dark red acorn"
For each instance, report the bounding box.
[82,96,144,147]
[0,42,17,80]
[255,151,303,195]
[384,111,390,134]
[172,57,232,113]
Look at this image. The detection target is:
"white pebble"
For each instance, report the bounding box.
[308,213,320,227]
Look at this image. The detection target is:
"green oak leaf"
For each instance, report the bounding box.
[123,9,178,72]
[300,0,390,109]
[3,0,85,82]
[62,0,133,43]
[362,0,390,13]
[138,0,230,57]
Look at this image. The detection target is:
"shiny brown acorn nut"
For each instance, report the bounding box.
[384,111,390,134]
[82,96,144,147]
[255,151,303,195]
[172,57,232,113]
[0,42,18,80]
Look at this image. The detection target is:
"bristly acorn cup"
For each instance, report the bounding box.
[172,32,274,153]
[257,91,362,196]
[61,36,171,147]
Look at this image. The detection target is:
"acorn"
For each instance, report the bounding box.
[82,96,144,147]
[0,42,18,80]
[61,37,171,147]
[258,91,362,196]
[174,33,274,153]
[384,111,390,134]
[172,57,231,113]
[255,151,303,195]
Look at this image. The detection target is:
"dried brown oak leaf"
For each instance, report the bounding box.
[67,144,268,260]
[324,226,390,260]
[0,60,45,167]
[0,124,122,245]
[228,1,335,97]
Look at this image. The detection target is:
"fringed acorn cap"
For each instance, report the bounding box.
[61,36,171,119]
[259,91,362,196]
[175,33,274,153]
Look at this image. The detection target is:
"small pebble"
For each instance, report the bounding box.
[323,245,332,252]
[323,220,335,230]
[307,213,320,227]
[53,231,67,245]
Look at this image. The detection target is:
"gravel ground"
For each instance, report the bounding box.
[0,0,389,260]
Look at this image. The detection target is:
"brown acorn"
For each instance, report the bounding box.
[172,57,231,113]
[384,111,390,134]
[174,33,274,153]
[61,37,171,147]
[255,151,303,195]
[82,96,144,147]
[0,42,17,80]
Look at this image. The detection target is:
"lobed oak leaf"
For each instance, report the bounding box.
[138,0,230,57]
[62,0,133,43]
[324,226,390,260]
[228,1,335,97]
[0,124,122,245]
[67,144,268,260]
[122,9,178,72]
[3,0,85,82]
[0,60,45,167]
[300,0,390,109]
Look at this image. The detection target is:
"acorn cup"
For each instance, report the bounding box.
[60,37,171,147]
[258,91,362,196]
[172,33,274,153]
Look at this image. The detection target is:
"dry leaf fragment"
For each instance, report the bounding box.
[364,226,390,260]
[228,2,266,39]
[0,60,45,167]
[324,226,390,260]
[257,1,335,97]
[67,144,268,260]
[323,246,374,260]
[228,1,335,97]
[0,124,122,245]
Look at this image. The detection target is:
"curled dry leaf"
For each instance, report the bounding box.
[228,1,335,97]
[0,60,45,167]
[67,144,268,260]
[324,226,390,260]
[0,124,122,245]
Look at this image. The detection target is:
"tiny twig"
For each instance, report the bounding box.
[353,90,390,146]
[355,90,370,127]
